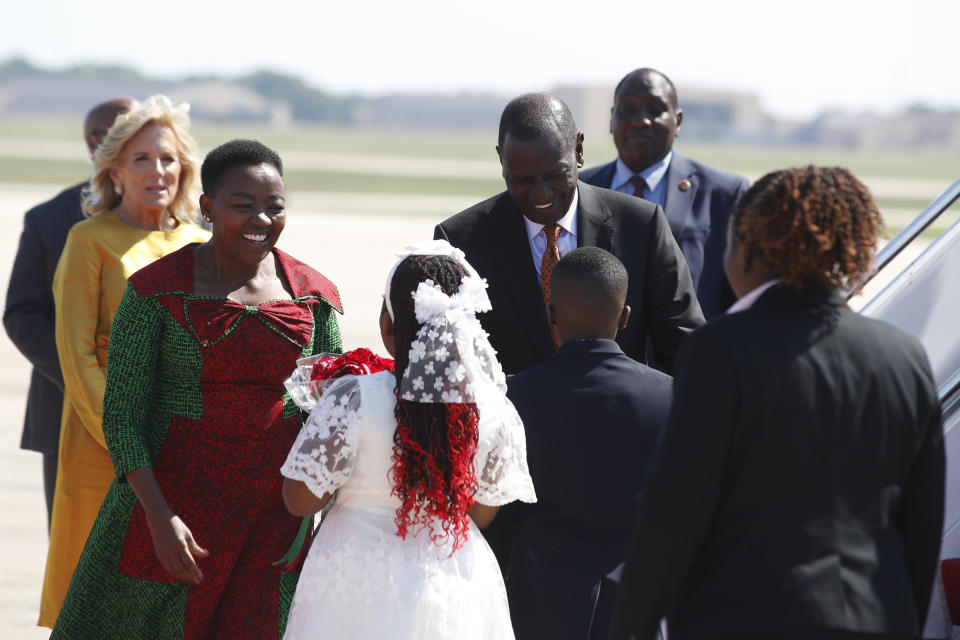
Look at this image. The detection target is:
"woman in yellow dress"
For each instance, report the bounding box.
[39,94,211,627]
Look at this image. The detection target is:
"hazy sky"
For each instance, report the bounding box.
[5,0,958,119]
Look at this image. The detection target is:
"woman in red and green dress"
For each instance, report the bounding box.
[51,139,342,639]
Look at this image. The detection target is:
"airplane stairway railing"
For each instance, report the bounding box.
[853,176,960,294]
[852,176,960,638]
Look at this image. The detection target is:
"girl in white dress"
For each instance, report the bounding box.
[280,241,536,640]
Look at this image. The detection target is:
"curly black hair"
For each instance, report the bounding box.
[731,166,885,291]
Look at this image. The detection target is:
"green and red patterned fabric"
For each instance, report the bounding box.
[51,244,342,639]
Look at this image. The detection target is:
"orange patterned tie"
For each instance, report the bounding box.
[540,223,562,349]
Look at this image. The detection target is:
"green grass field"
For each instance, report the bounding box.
[1,115,957,234]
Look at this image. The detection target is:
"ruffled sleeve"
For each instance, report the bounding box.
[281,375,363,499]
[474,395,537,507]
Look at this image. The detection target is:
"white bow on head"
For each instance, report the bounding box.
[383,240,505,404]
[383,239,480,320]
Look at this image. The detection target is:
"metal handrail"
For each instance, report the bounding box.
[940,369,960,404]
[874,177,960,274]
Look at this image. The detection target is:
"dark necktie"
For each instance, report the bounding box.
[540,223,562,349]
[628,175,648,198]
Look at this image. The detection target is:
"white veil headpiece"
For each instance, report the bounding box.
[385,240,506,403]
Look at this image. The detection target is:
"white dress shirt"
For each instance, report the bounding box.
[523,188,579,281]
[726,279,780,314]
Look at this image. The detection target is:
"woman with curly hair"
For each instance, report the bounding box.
[281,242,536,639]
[612,166,945,640]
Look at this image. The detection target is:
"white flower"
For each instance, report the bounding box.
[424,361,435,375]
[440,331,453,344]
[441,389,462,402]
[434,346,449,360]
[402,391,415,401]
[412,376,424,390]
[445,361,466,383]
[420,393,434,402]
[427,327,440,340]
[409,340,426,363]
[434,377,444,391]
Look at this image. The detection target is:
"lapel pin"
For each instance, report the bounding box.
[679,179,692,192]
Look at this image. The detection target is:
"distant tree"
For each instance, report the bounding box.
[0,56,143,82]
[0,57,45,81]
[65,63,144,81]
[239,71,357,123]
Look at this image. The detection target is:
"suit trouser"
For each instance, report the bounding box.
[42,450,57,531]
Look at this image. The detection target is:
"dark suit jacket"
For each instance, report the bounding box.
[4,183,85,453]
[611,285,945,640]
[504,338,671,640]
[580,154,748,319]
[434,181,703,375]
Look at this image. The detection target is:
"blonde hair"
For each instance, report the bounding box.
[83,94,201,224]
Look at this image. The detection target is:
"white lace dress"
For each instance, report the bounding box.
[280,370,536,640]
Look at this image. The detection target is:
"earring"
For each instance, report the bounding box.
[203,212,213,223]
[115,183,123,197]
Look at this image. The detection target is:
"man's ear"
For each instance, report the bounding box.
[85,135,99,156]
[495,145,502,164]
[618,304,631,330]
[575,132,585,167]
[609,107,615,136]
[675,108,684,132]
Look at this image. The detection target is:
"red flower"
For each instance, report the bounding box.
[310,348,394,381]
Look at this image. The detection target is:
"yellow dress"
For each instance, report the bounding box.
[39,210,210,627]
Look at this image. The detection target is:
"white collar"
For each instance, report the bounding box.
[726,279,780,314]
[523,188,579,241]
[612,151,673,193]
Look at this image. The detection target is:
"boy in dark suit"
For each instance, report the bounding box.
[503,247,672,640]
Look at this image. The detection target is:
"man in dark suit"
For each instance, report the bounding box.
[435,93,703,376]
[4,97,135,525]
[505,247,671,640]
[611,166,945,640]
[580,68,748,319]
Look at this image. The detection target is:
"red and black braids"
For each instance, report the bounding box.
[387,255,480,551]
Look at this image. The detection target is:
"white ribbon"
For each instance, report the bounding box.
[384,240,480,320]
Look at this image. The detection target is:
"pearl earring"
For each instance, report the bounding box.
[115,183,123,197]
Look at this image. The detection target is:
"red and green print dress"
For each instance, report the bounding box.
[51,244,342,640]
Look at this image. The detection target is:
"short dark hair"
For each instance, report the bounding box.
[201,139,283,195]
[613,68,679,109]
[551,247,628,307]
[497,93,579,150]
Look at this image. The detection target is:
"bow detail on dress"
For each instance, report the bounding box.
[184,297,316,348]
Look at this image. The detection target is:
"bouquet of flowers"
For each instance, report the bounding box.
[284,348,395,411]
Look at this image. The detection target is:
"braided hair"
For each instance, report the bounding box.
[732,165,885,292]
[387,255,480,551]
